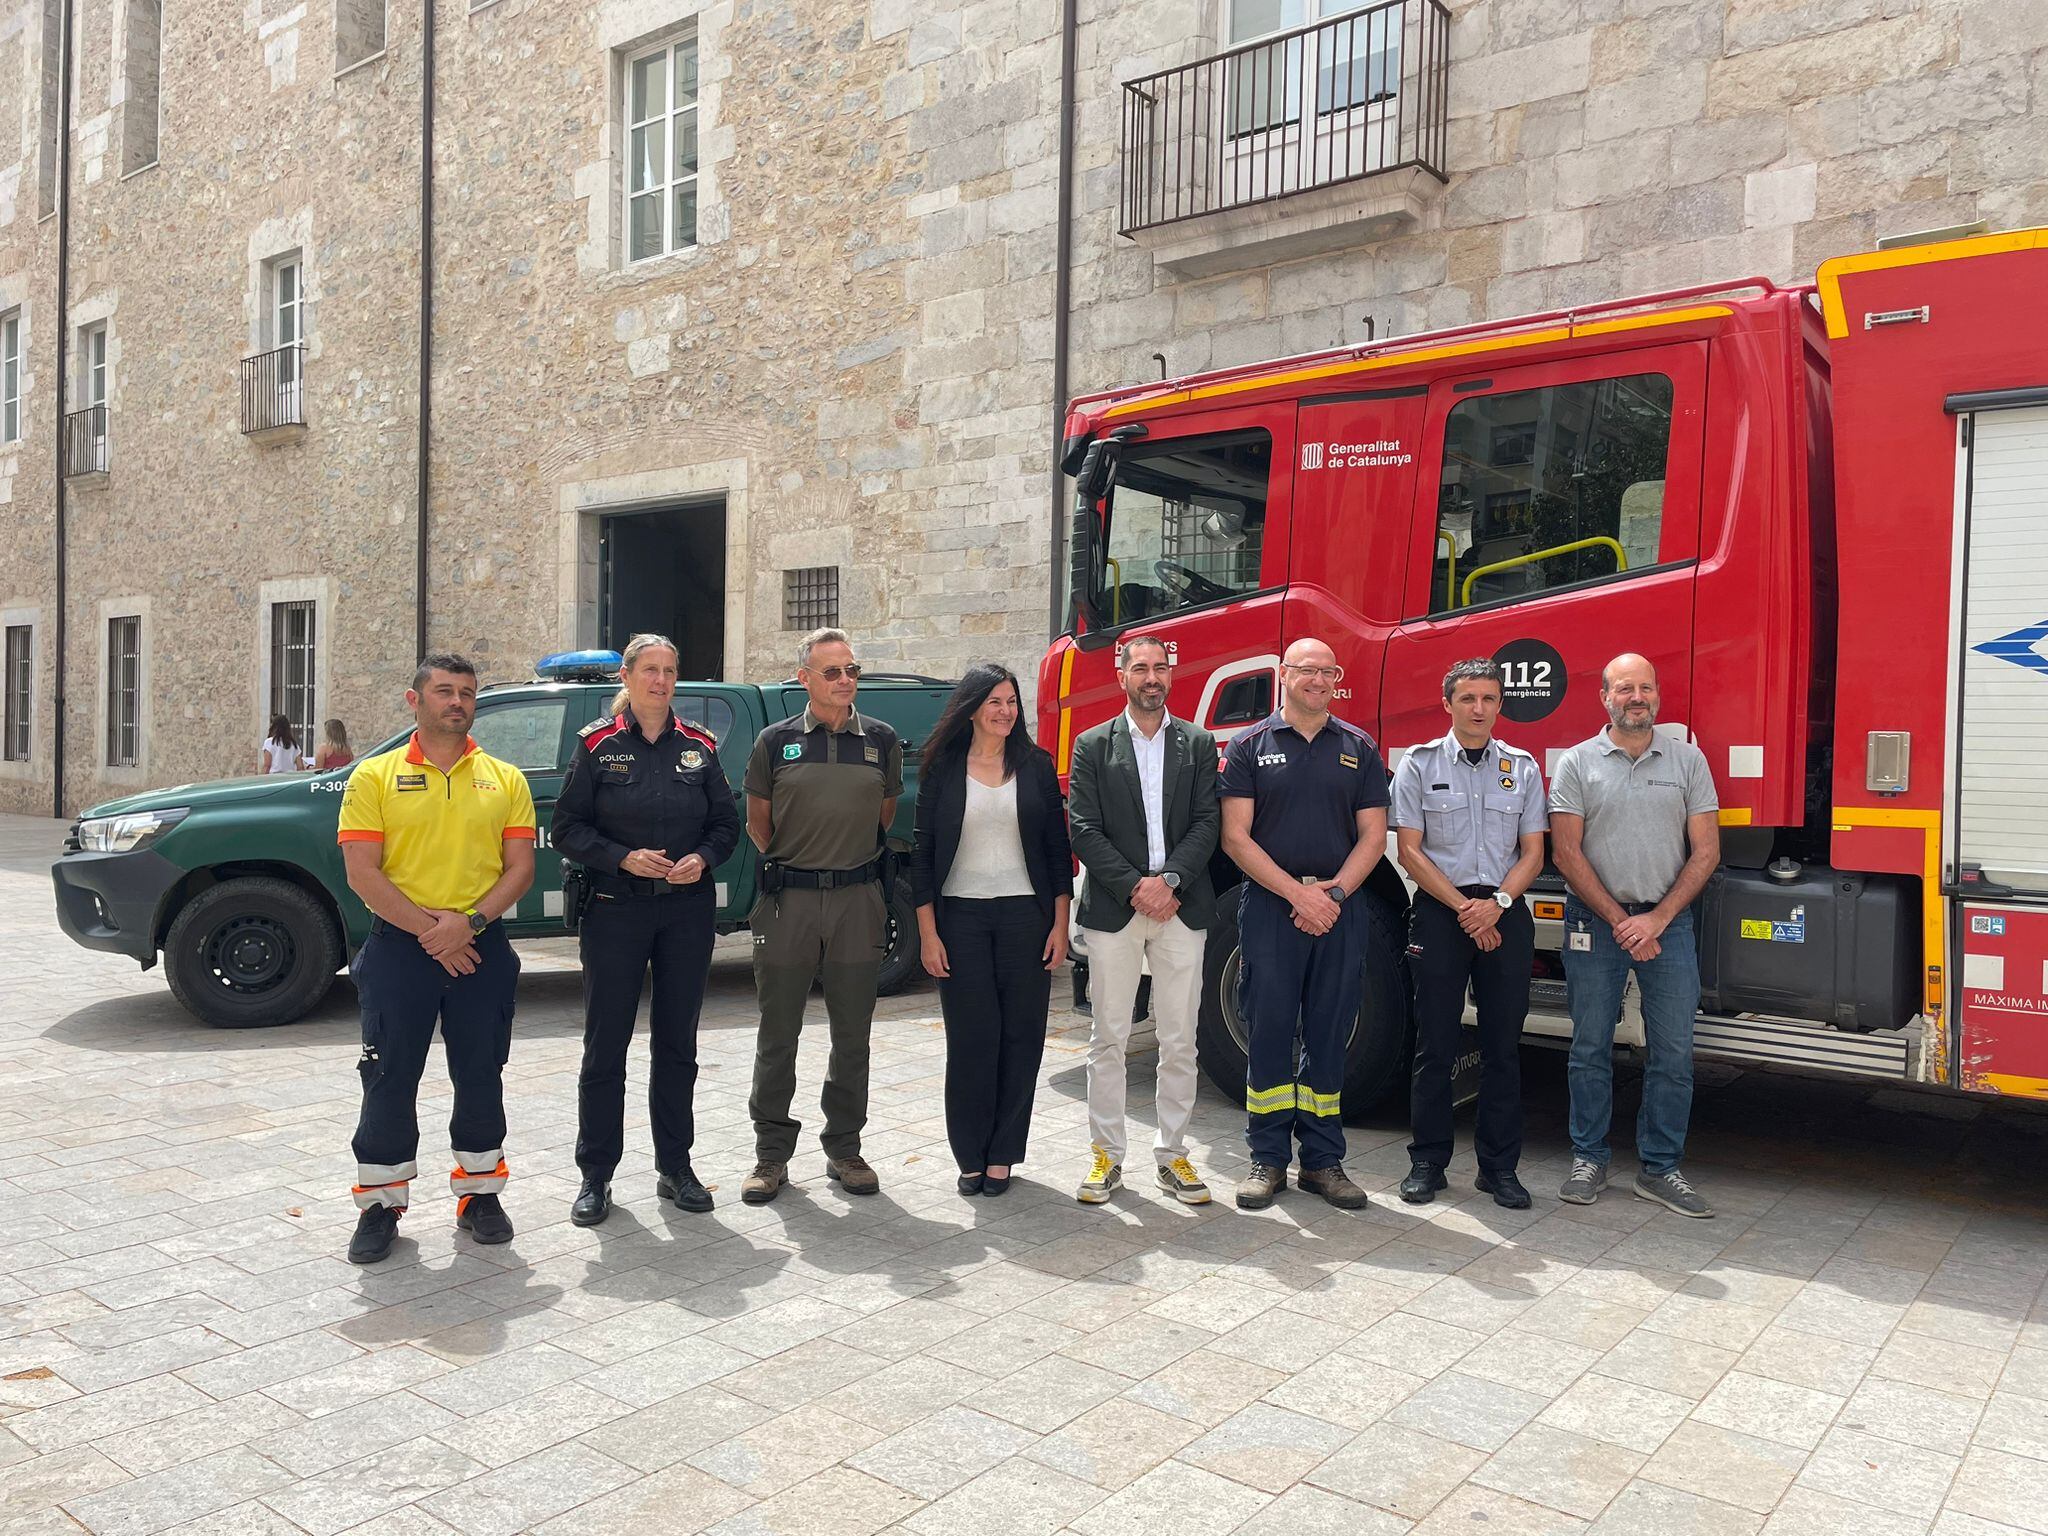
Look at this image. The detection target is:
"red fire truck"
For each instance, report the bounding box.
[1038,226,2048,1116]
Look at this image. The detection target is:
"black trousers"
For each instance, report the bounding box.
[1407,892,1534,1174]
[351,922,519,1210]
[937,895,1053,1171]
[576,887,716,1179]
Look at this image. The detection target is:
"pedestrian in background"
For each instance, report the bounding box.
[912,663,1071,1196]
[337,654,536,1264]
[741,628,902,1203]
[1392,658,1546,1210]
[1066,634,1218,1206]
[312,719,355,772]
[553,633,740,1226]
[259,714,304,774]
[1550,652,1720,1218]
[1219,637,1389,1212]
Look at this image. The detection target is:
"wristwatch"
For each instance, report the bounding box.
[1161,871,1182,891]
[466,908,488,934]
[1327,882,1347,903]
[1493,891,1514,911]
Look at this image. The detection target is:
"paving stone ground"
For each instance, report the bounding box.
[4,809,2048,1535]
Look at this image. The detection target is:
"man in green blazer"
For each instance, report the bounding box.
[1067,635,1221,1206]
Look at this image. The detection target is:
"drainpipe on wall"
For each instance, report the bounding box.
[413,0,436,661]
[50,0,74,820]
[1047,0,1078,640]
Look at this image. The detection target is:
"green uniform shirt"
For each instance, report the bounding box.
[745,706,904,871]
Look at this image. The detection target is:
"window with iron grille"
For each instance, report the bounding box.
[3,625,28,762]
[269,600,317,748]
[106,615,140,768]
[783,566,840,631]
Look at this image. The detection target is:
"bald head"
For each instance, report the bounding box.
[1600,652,1659,735]
[1280,636,1341,718]
[1601,653,1656,691]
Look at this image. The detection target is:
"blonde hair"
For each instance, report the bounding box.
[608,633,681,716]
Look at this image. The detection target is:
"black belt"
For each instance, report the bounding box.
[1617,900,1659,915]
[1457,884,1501,899]
[778,860,880,890]
[592,875,696,897]
[369,915,499,937]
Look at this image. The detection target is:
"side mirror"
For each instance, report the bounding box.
[1069,441,1111,632]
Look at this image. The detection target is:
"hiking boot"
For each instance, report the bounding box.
[741,1161,788,1205]
[455,1193,513,1245]
[1235,1162,1287,1210]
[1558,1157,1608,1205]
[1634,1168,1714,1219]
[1297,1165,1369,1210]
[657,1166,714,1213]
[1155,1157,1210,1205]
[348,1205,401,1264]
[1476,1169,1532,1210]
[826,1156,880,1196]
[1399,1162,1447,1204]
[570,1178,611,1227]
[1077,1148,1122,1205]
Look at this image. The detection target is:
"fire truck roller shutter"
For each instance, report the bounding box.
[1195,872,1413,1118]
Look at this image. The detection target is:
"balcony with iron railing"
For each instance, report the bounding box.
[61,405,109,483]
[241,343,306,442]
[1118,0,1450,275]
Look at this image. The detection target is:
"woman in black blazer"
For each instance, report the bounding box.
[911,663,1072,1196]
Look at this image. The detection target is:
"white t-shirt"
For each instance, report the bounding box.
[942,773,1035,899]
[260,738,301,774]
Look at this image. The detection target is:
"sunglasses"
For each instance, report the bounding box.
[807,664,863,681]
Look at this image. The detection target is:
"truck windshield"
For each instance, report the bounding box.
[1096,429,1272,626]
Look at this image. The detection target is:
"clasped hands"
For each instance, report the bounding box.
[417,908,480,977]
[621,848,707,884]
[1130,874,1180,924]
[1611,909,1666,961]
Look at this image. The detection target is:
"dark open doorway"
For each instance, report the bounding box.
[598,499,726,679]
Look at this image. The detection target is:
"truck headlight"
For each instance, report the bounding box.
[76,807,190,852]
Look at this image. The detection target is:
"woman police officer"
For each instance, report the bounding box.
[552,634,740,1223]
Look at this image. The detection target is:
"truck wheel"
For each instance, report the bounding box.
[163,877,344,1028]
[1195,888,1413,1122]
[876,875,926,995]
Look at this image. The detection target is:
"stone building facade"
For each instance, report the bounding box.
[0,0,2041,815]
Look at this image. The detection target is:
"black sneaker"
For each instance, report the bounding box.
[1476,1169,1532,1209]
[348,1205,402,1264]
[657,1166,714,1213]
[1399,1162,1447,1204]
[571,1178,611,1227]
[456,1193,514,1244]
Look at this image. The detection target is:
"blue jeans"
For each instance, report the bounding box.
[1562,901,1700,1177]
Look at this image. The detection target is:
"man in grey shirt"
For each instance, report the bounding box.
[1548,653,1720,1217]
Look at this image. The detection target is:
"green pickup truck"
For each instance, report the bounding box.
[52,659,954,1029]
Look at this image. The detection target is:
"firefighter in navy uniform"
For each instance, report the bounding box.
[1391,659,1548,1210]
[1218,637,1391,1212]
[552,634,741,1225]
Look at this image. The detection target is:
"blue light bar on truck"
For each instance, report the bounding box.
[535,650,623,681]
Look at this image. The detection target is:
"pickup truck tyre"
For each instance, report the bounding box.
[1195,887,1413,1122]
[164,877,344,1028]
[876,874,926,995]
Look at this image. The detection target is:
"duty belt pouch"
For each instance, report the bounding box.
[561,861,590,933]
[760,859,785,897]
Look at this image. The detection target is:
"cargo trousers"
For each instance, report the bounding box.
[749,881,887,1163]
[350,921,519,1212]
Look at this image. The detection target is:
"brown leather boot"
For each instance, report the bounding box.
[741,1160,788,1205]
[1297,1165,1368,1210]
[826,1156,879,1196]
[1235,1162,1288,1210]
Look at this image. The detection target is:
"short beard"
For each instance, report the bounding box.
[1606,705,1655,735]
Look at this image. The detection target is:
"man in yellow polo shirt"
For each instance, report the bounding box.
[338,653,536,1264]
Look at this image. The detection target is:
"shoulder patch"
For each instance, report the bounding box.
[675,718,720,751]
[580,716,626,751]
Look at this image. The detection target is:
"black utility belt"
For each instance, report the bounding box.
[765,859,879,891]
[593,876,704,897]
